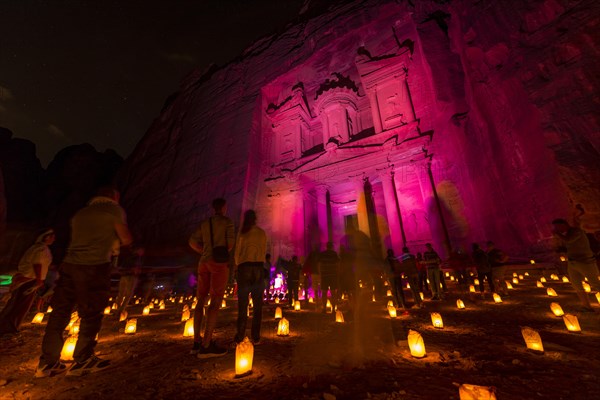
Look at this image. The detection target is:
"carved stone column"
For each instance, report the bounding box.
[366,88,383,134]
[354,179,370,236]
[380,170,405,252]
[315,185,329,250]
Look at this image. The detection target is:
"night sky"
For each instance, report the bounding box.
[0,0,305,165]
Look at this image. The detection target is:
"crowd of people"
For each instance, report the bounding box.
[1,190,599,380]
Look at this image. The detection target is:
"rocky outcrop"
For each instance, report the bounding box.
[119,0,600,257]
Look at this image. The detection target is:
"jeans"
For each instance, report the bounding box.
[427,267,442,298]
[393,276,406,308]
[288,281,299,305]
[417,270,429,293]
[195,260,229,345]
[40,262,111,364]
[491,266,507,294]
[406,275,422,306]
[477,270,495,293]
[235,263,264,342]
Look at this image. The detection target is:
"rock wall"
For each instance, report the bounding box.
[118,0,600,257]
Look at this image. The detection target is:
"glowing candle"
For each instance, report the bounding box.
[430,312,443,329]
[563,314,581,332]
[142,306,150,315]
[125,318,137,334]
[473,279,479,286]
[159,303,166,310]
[562,276,569,283]
[540,277,547,283]
[407,329,426,358]
[148,302,154,309]
[530,259,535,264]
[181,309,190,321]
[550,274,559,281]
[512,278,519,285]
[277,318,289,336]
[103,307,111,315]
[388,305,397,318]
[550,302,564,317]
[60,336,78,361]
[505,281,513,290]
[458,384,497,400]
[112,302,118,310]
[69,319,80,335]
[372,294,376,302]
[387,300,394,308]
[221,299,227,308]
[386,289,392,297]
[456,299,465,309]
[521,326,543,353]
[582,282,591,293]
[419,292,424,301]
[183,318,194,337]
[119,310,128,322]
[469,285,476,293]
[335,310,344,323]
[546,288,557,297]
[274,307,282,319]
[294,300,301,311]
[595,292,600,304]
[518,274,524,280]
[235,337,254,377]
[326,299,332,311]
[46,306,53,313]
[31,312,44,324]
[536,281,544,288]
[492,293,502,303]
[513,272,518,277]
[559,256,566,262]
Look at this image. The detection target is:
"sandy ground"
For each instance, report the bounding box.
[1,266,599,400]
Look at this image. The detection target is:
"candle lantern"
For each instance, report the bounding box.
[112,302,118,310]
[221,299,227,308]
[142,306,150,315]
[159,300,165,307]
[103,307,111,315]
[31,312,45,324]
[387,300,394,307]
[492,293,502,303]
[469,285,476,293]
[521,326,543,353]
[388,305,397,318]
[419,292,424,301]
[249,298,254,308]
[595,292,600,304]
[450,276,455,281]
[181,309,190,322]
[183,318,194,337]
[274,307,282,319]
[294,301,301,311]
[473,279,480,286]
[277,317,289,336]
[119,310,128,322]
[335,310,344,323]
[550,302,564,317]
[540,277,547,283]
[518,274,524,280]
[536,281,544,288]
[308,297,314,303]
[326,299,332,311]
[407,329,426,358]
[69,319,80,335]
[135,299,140,305]
[149,302,155,309]
[513,272,517,277]
[563,314,581,332]
[546,288,557,297]
[159,303,166,310]
[456,299,466,309]
[372,294,376,302]
[505,281,513,290]
[525,272,529,276]
[125,318,137,334]
[386,289,392,297]
[562,276,569,283]
[60,335,78,361]
[559,256,566,262]
[406,282,411,289]
[582,282,591,293]
[47,306,53,313]
[235,337,254,377]
[512,278,519,285]
[430,312,443,329]
[445,272,450,277]
[530,259,536,264]
[191,301,197,309]
[550,274,559,281]
[458,384,497,400]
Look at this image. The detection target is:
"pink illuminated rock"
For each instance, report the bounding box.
[119,0,600,259]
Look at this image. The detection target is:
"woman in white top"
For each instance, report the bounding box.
[234,210,267,344]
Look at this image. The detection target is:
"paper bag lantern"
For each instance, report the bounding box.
[235,337,254,377]
[563,314,581,332]
[60,335,78,361]
[125,318,137,334]
[135,299,140,304]
[530,259,536,264]
[458,384,497,400]
[277,317,289,336]
[46,306,53,313]
[274,307,282,319]
[221,299,227,308]
[456,299,466,309]
[386,289,392,297]
[183,318,194,337]
[294,301,301,311]
[335,310,344,323]
[525,272,529,276]
[407,329,426,358]
[388,305,397,318]
[559,256,566,262]
[31,312,45,324]
[326,299,332,311]
[518,274,524,280]
[69,319,80,335]
[159,303,166,310]
[103,307,111,315]
[550,302,564,317]
[473,279,480,286]
[536,281,544,288]
[112,302,118,310]
[521,326,543,353]
[546,288,557,297]
[181,309,190,322]
[430,312,443,329]
[562,276,569,283]
[406,282,411,289]
[540,277,547,283]
[550,274,559,281]
[445,272,450,277]
[492,293,502,303]
[450,276,455,281]
[419,292,424,301]
[513,272,517,277]
[119,310,128,322]
[469,285,476,293]
[191,301,197,309]
[595,292,600,304]
[512,278,519,285]
[582,282,591,293]
[142,306,150,315]
[308,297,314,303]
[505,281,513,290]
[387,300,394,307]
[372,294,376,302]
[148,302,154,309]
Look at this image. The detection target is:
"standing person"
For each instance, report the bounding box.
[448,249,470,293]
[386,249,406,309]
[423,243,443,300]
[399,247,423,308]
[416,252,429,295]
[234,210,267,344]
[188,198,235,358]
[284,256,302,306]
[116,246,144,315]
[487,241,509,296]
[318,242,340,313]
[0,229,55,334]
[35,187,132,378]
[552,218,600,310]
[338,244,355,299]
[263,253,273,296]
[472,243,494,297]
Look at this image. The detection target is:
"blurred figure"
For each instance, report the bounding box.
[416,252,429,294]
[472,243,494,296]
[36,187,132,377]
[318,242,340,312]
[398,247,422,308]
[116,246,144,315]
[263,253,273,296]
[387,249,406,309]
[0,229,55,334]
[448,248,471,293]
[284,256,302,305]
[234,210,267,344]
[423,243,443,300]
[552,218,600,310]
[188,198,235,358]
[487,241,509,296]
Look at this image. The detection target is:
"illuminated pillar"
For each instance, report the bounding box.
[292,190,306,257]
[316,185,329,250]
[427,162,451,254]
[366,89,383,133]
[353,179,370,236]
[400,75,416,123]
[380,171,405,252]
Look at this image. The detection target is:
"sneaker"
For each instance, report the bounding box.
[190,341,201,355]
[197,341,227,359]
[35,361,67,378]
[66,355,111,376]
